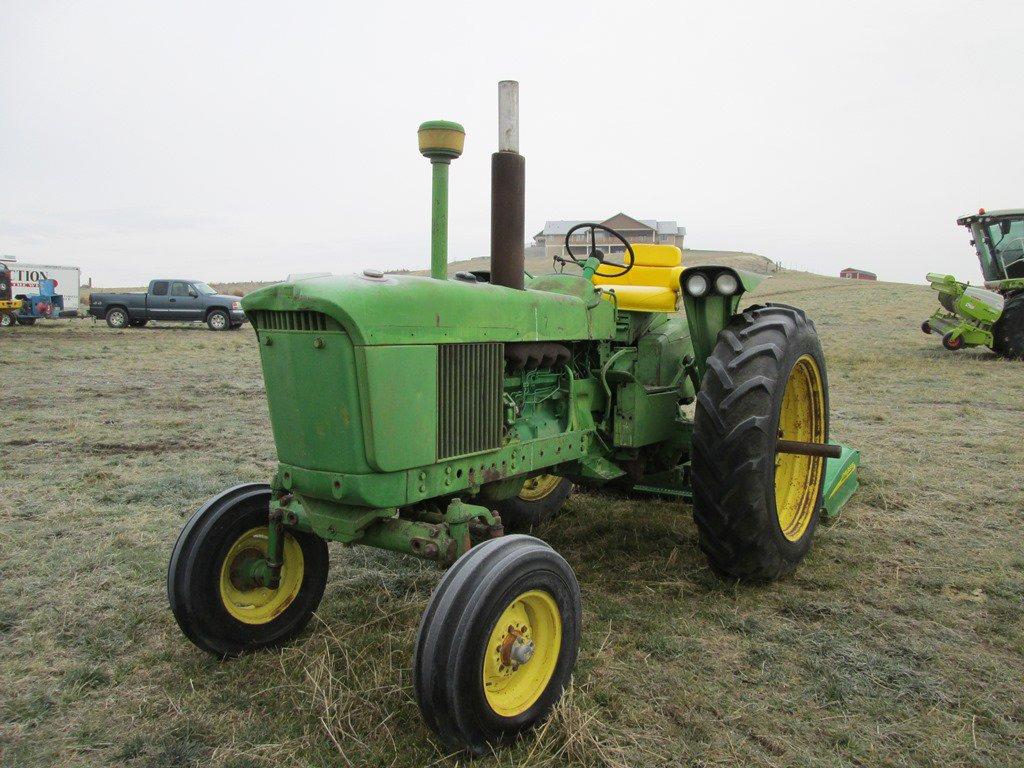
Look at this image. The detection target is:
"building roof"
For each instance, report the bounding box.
[536,214,684,239]
[841,267,877,277]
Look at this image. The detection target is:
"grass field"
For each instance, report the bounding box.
[2,268,1022,767]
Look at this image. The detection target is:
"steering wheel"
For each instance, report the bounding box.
[561,223,636,279]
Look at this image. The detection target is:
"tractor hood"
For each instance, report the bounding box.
[242,272,615,345]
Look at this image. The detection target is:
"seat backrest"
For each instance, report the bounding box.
[591,244,683,290]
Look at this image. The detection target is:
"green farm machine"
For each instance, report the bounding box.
[168,82,861,753]
[922,209,1024,357]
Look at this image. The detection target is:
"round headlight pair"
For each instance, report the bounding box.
[684,271,739,297]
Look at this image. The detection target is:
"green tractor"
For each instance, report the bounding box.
[922,209,1024,357]
[168,82,860,754]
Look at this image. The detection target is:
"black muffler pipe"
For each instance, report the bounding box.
[490,80,525,290]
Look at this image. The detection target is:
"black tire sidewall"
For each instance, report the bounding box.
[692,304,830,579]
[207,309,229,330]
[414,536,581,753]
[993,294,1024,359]
[761,328,829,561]
[494,477,573,530]
[106,307,127,328]
[453,565,580,736]
[172,490,328,656]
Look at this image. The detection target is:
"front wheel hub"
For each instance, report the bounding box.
[218,526,305,625]
[508,638,535,665]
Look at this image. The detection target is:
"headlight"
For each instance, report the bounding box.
[684,273,709,297]
[714,272,739,296]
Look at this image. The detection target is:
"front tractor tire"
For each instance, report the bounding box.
[494,475,573,531]
[167,483,329,657]
[692,304,829,580]
[414,535,581,754]
[992,293,1024,359]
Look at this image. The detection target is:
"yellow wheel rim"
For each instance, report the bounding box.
[518,474,563,502]
[775,355,826,542]
[482,589,562,717]
[218,527,304,625]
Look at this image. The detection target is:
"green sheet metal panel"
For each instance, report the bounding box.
[256,325,372,474]
[357,345,438,472]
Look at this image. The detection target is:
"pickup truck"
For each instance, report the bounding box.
[88,279,247,330]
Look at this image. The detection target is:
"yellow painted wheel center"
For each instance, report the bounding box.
[518,474,563,502]
[218,527,304,625]
[775,355,826,541]
[482,589,561,717]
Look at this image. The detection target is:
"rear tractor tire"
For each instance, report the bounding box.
[414,535,581,754]
[992,293,1024,359]
[494,475,573,531]
[167,483,329,657]
[692,304,830,580]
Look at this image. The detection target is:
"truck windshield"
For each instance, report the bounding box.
[985,218,1024,279]
[192,282,216,295]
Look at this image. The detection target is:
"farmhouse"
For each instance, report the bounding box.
[840,267,877,280]
[534,213,685,262]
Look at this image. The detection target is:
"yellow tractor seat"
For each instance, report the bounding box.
[592,244,683,312]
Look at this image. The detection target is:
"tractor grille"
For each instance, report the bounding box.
[437,343,504,459]
[249,310,341,332]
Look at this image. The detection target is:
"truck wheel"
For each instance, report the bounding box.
[207,309,229,331]
[105,307,128,329]
[992,293,1024,359]
[692,304,829,580]
[1,313,14,327]
[167,483,329,657]
[493,475,572,531]
[414,535,581,754]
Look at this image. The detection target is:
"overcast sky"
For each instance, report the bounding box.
[2,1,1021,286]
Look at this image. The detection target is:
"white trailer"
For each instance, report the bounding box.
[4,262,81,317]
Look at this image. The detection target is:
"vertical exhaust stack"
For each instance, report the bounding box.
[491,80,526,290]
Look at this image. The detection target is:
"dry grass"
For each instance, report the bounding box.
[2,266,1022,767]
